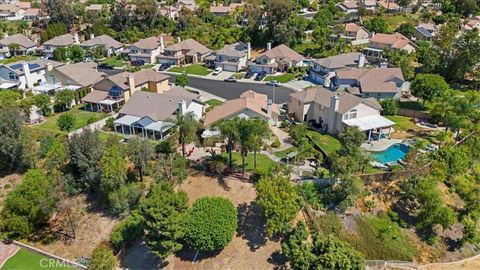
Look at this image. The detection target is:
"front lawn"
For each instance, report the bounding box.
[168,64,211,76]
[384,115,419,132]
[32,105,108,134]
[222,151,276,174]
[100,56,127,67]
[306,130,341,155]
[1,248,75,270]
[264,73,296,83]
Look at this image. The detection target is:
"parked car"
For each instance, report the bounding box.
[131,59,145,66]
[254,71,267,81]
[98,63,114,70]
[224,77,237,83]
[213,67,223,75]
[266,80,280,87]
[158,63,171,71]
[244,70,254,79]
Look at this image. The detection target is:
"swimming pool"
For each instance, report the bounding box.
[369,143,410,164]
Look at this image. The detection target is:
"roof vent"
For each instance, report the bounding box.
[170,99,173,102]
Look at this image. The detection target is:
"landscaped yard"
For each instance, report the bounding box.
[384,115,420,132]
[1,248,75,270]
[168,64,211,76]
[100,56,128,67]
[306,130,341,155]
[273,147,296,159]
[0,55,38,64]
[222,152,277,174]
[264,73,296,83]
[32,105,108,134]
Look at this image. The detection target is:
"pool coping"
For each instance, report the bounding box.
[361,139,406,152]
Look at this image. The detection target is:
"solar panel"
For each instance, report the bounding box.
[28,63,40,70]
[10,63,21,70]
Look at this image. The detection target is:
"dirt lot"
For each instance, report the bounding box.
[0,173,22,209]
[120,173,283,270]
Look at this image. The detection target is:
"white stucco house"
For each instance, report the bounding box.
[0,59,63,90]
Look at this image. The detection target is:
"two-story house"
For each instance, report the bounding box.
[309,52,367,86]
[158,38,211,65]
[332,67,406,99]
[0,33,36,59]
[80,34,124,57]
[364,33,417,62]
[129,36,164,64]
[377,0,400,12]
[42,33,79,59]
[343,23,370,44]
[413,23,439,41]
[0,59,63,90]
[247,43,303,74]
[288,86,394,140]
[205,42,250,72]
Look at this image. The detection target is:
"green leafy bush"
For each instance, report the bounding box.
[271,139,281,148]
[110,210,145,252]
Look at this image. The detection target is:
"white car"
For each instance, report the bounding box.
[213,67,223,75]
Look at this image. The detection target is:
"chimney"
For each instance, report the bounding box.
[327,94,340,134]
[371,31,375,38]
[176,36,181,43]
[246,42,251,60]
[2,32,8,39]
[159,35,165,52]
[178,99,187,115]
[74,33,79,44]
[127,73,136,97]
[90,33,95,40]
[22,62,33,88]
[267,42,271,51]
[46,62,53,71]
[267,99,272,116]
[358,53,365,68]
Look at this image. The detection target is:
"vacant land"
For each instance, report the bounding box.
[1,248,75,270]
[32,105,107,134]
[120,173,283,270]
[168,64,211,76]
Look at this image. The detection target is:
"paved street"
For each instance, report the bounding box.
[167,74,296,104]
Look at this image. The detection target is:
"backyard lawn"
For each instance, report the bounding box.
[100,56,128,67]
[168,64,211,76]
[273,147,296,159]
[32,105,108,134]
[384,115,419,132]
[306,130,341,155]
[0,55,38,64]
[1,248,75,270]
[264,73,296,83]
[222,152,277,174]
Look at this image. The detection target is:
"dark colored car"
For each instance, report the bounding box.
[158,63,171,71]
[131,59,145,66]
[98,63,114,70]
[254,71,267,81]
[244,70,254,79]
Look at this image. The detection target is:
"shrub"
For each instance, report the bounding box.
[87,115,98,125]
[110,210,145,252]
[89,243,116,270]
[57,112,76,132]
[105,117,115,131]
[379,98,398,115]
[184,197,237,251]
[271,139,281,148]
[280,120,290,128]
[107,182,143,215]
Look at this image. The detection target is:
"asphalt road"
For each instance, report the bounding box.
[167,74,295,104]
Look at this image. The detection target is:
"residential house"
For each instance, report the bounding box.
[36,62,105,93]
[364,33,417,61]
[0,59,63,89]
[113,87,205,140]
[343,23,370,44]
[413,23,439,41]
[158,38,211,65]
[209,3,244,17]
[332,67,406,99]
[0,3,23,19]
[377,0,400,12]
[175,0,198,11]
[309,52,367,86]
[205,41,250,71]
[247,43,303,74]
[82,69,171,112]
[80,34,124,57]
[86,4,104,14]
[23,8,40,20]
[464,16,480,31]
[0,33,36,59]
[129,36,164,64]
[159,6,179,20]
[203,90,280,133]
[42,33,79,58]
[288,86,394,140]
[336,1,358,14]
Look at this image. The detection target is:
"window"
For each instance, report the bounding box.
[344,109,358,120]
[8,72,16,80]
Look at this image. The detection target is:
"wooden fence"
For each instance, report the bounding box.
[397,108,429,120]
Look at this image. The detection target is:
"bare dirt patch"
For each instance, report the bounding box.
[120,173,283,270]
[0,173,22,206]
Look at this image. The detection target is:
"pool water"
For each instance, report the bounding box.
[370,143,410,164]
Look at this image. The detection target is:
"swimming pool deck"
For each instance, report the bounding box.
[361,139,404,152]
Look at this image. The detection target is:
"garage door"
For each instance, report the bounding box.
[222,64,238,72]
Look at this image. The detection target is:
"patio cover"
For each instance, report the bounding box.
[145,121,174,132]
[201,129,221,138]
[114,115,141,126]
[342,115,395,131]
[0,82,18,89]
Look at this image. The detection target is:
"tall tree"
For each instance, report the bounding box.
[237,117,253,176]
[54,90,74,112]
[0,107,24,171]
[100,146,127,196]
[128,137,152,181]
[175,112,198,157]
[247,118,270,174]
[42,0,76,28]
[216,119,239,170]
[411,74,449,105]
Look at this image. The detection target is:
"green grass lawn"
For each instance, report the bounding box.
[168,64,211,76]
[100,56,127,67]
[205,99,224,112]
[306,130,341,155]
[273,147,297,159]
[1,248,75,270]
[222,151,276,174]
[0,55,38,64]
[384,115,419,132]
[311,213,418,261]
[32,105,108,134]
[264,73,297,83]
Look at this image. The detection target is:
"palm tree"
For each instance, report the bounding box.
[175,112,198,157]
[216,118,239,170]
[237,118,253,177]
[248,118,270,174]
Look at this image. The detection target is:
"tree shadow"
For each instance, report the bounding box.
[237,201,268,251]
[268,250,286,269]
[119,240,165,270]
[217,175,231,191]
[174,246,222,263]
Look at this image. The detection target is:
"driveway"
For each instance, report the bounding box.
[167,74,295,104]
[205,71,235,80]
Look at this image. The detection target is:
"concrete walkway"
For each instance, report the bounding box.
[68,114,117,139]
[0,242,19,268]
[361,139,404,152]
